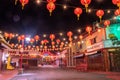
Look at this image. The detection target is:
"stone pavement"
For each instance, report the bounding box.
[92,72,120,80]
[0,69,18,80]
[0,68,120,80]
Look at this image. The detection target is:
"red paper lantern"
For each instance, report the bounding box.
[49,34,55,41]
[74,7,82,20]
[9,33,14,39]
[56,39,61,44]
[104,20,110,27]
[11,43,15,48]
[28,45,31,49]
[4,32,9,39]
[21,35,25,40]
[114,9,120,16]
[79,35,83,40]
[96,9,104,22]
[17,36,22,42]
[112,0,120,9]
[34,35,39,42]
[30,38,34,44]
[51,41,55,45]
[44,39,49,45]
[80,0,91,12]
[67,31,73,37]
[20,0,29,10]
[47,2,55,16]
[41,40,44,45]
[86,26,92,34]
[47,0,56,3]
[61,42,64,46]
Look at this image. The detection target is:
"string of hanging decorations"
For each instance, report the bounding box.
[2,16,113,52]
[13,0,120,21]
[1,0,120,52]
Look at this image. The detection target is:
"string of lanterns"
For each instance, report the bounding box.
[2,0,120,51]
[2,18,113,52]
[12,0,120,21]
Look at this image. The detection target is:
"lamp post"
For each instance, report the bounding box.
[18,35,25,74]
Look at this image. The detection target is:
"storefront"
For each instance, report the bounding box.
[85,41,106,71]
[0,37,12,71]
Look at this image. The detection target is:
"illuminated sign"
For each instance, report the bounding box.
[87,41,104,52]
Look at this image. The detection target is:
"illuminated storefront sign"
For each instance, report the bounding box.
[87,41,104,52]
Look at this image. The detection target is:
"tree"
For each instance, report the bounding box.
[108,33,120,71]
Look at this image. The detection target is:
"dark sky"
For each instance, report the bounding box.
[0,0,117,36]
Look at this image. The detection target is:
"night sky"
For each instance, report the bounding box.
[0,0,117,36]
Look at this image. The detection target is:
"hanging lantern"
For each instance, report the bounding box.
[67,31,73,38]
[41,40,44,45]
[56,39,61,44]
[86,26,92,34]
[17,36,21,43]
[47,0,56,3]
[44,46,47,49]
[9,33,14,39]
[4,32,9,39]
[18,44,22,49]
[21,35,25,40]
[52,45,55,49]
[61,42,64,46]
[112,0,120,9]
[114,9,120,16]
[79,35,83,40]
[44,39,49,45]
[80,0,91,12]
[30,38,34,44]
[20,0,29,10]
[51,41,55,45]
[11,43,15,48]
[104,20,110,27]
[28,45,31,49]
[49,34,55,41]
[96,9,104,22]
[67,31,73,42]
[74,7,82,20]
[47,2,55,16]
[34,35,39,42]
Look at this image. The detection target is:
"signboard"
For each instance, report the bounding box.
[87,41,104,52]
[106,22,120,40]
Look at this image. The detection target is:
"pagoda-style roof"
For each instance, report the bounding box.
[0,34,12,49]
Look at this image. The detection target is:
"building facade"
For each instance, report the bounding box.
[73,18,120,71]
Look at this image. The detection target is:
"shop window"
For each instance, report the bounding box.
[79,44,82,49]
[90,37,96,44]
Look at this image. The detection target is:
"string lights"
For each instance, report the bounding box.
[2,0,120,53]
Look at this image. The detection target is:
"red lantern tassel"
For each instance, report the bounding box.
[99,16,102,22]
[85,4,88,13]
[77,14,80,20]
[15,0,18,5]
[22,3,25,10]
[49,10,52,16]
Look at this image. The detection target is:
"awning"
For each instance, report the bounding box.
[86,51,97,55]
[1,43,11,49]
[74,54,84,58]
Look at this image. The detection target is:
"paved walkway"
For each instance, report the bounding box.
[0,69,18,80]
[0,68,120,80]
[10,68,112,80]
[92,72,120,80]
